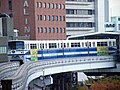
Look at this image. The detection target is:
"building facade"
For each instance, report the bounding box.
[66,0,109,36]
[0,0,66,40]
[105,17,120,32]
[109,0,120,18]
[0,16,14,62]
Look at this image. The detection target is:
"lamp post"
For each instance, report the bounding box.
[40,69,46,90]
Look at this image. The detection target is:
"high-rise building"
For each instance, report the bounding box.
[0,0,66,40]
[66,0,109,36]
[109,0,120,18]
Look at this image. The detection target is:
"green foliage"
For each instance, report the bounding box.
[68,76,120,90]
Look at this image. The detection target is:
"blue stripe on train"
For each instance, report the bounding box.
[26,53,98,60]
[25,48,97,55]
[8,54,25,56]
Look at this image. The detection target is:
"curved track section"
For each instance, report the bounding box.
[1,56,116,90]
[0,61,20,89]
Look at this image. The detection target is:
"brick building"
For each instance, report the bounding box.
[0,0,66,40]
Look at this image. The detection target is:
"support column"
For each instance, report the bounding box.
[1,79,12,90]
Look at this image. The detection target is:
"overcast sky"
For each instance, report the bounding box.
[109,0,120,17]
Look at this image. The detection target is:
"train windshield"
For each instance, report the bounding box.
[8,41,24,50]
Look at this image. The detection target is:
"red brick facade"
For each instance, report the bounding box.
[0,0,66,40]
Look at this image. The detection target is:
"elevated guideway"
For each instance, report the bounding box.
[0,61,20,89]
[1,56,116,90]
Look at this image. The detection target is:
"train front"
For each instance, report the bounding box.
[8,41,25,62]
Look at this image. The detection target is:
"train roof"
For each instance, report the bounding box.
[8,39,116,43]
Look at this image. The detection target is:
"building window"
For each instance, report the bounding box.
[36,2,39,8]
[60,16,62,21]
[0,46,7,54]
[63,28,66,33]
[40,15,42,20]
[58,4,61,9]
[52,15,54,21]
[56,28,59,33]
[118,18,120,21]
[52,3,54,9]
[37,15,39,20]
[118,24,120,30]
[39,2,42,8]
[44,27,47,33]
[62,4,65,9]
[38,27,39,32]
[56,16,58,21]
[60,28,62,33]
[43,2,46,8]
[63,16,65,21]
[56,4,58,9]
[52,28,55,33]
[40,27,43,33]
[44,15,46,21]
[49,28,51,33]
[9,0,12,10]
[48,15,50,21]
[66,22,95,27]
[0,1,1,7]
[48,3,50,8]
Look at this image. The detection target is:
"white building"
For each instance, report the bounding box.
[109,0,120,17]
[105,16,120,32]
[66,0,109,36]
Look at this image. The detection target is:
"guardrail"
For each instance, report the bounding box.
[0,61,20,89]
[1,56,115,90]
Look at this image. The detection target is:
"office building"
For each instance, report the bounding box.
[109,0,120,17]
[0,14,14,62]
[66,0,109,36]
[0,0,66,40]
[105,16,120,32]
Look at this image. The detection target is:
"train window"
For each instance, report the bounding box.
[113,41,116,46]
[64,43,66,48]
[67,43,69,47]
[30,44,37,49]
[85,42,88,47]
[28,44,30,49]
[58,43,60,48]
[40,44,44,49]
[61,43,63,48]
[71,42,80,47]
[109,41,112,46]
[97,42,101,46]
[92,42,95,47]
[89,42,91,47]
[97,42,107,46]
[49,43,57,48]
[82,42,84,47]
[45,43,47,49]
[104,42,107,46]
[8,41,24,50]
[25,44,27,49]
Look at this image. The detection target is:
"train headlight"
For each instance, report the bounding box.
[12,50,15,53]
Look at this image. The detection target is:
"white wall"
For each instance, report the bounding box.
[95,0,107,32]
[109,0,120,17]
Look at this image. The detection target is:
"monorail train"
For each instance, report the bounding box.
[8,39,117,63]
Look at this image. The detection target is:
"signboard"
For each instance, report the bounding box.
[30,49,38,61]
[97,46,108,56]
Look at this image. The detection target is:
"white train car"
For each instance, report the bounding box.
[8,39,117,63]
